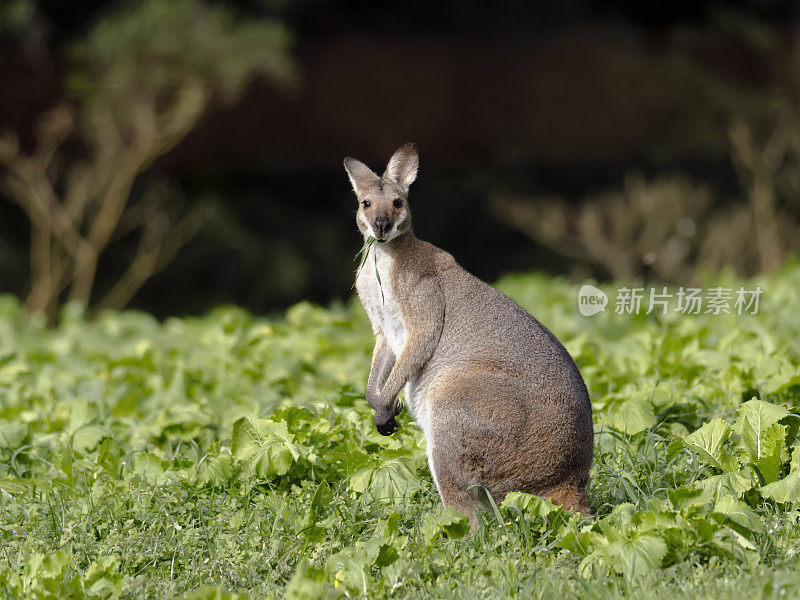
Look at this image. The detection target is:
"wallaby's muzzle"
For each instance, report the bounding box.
[373,217,392,239]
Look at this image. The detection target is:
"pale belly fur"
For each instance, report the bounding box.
[358,246,439,490]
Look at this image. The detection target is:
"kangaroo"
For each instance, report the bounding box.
[344,143,594,529]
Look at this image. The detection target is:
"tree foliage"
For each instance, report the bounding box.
[0,0,294,322]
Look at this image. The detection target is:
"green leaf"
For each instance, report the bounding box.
[666,438,686,463]
[181,587,251,600]
[710,528,760,565]
[667,486,704,510]
[598,393,657,434]
[374,541,400,567]
[437,506,470,540]
[696,470,753,501]
[558,530,593,556]
[734,399,789,467]
[421,505,470,543]
[197,453,234,486]
[374,512,402,540]
[501,491,559,519]
[605,533,668,579]
[751,423,785,484]
[0,562,22,597]
[133,452,167,484]
[231,417,297,479]
[349,455,422,503]
[326,539,383,592]
[302,482,332,545]
[23,551,73,592]
[684,418,732,470]
[84,554,122,599]
[714,496,765,534]
[72,424,113,454]
[284,560,326,600]
[0,421,27,450]
[761,470,800,503]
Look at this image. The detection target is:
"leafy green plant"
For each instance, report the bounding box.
[0,262,799,598]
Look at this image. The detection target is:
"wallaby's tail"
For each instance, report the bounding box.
[542,480,592,518]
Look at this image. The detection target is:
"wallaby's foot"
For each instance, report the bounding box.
[430,459,480,535]
[444,484,590,537]
[453,504,479,535]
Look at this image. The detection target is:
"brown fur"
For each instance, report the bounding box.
[344,143,594,531]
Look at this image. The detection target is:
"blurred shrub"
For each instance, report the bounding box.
[0,0,294,322]
[493,106,800,284]
[0,0,36,35]
[493,174,712,283]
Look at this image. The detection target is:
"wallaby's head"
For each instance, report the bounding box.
[344,143,418,244]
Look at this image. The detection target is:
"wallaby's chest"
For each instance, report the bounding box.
[356,248,407,355]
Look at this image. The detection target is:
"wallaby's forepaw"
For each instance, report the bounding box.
[374,412,399,436]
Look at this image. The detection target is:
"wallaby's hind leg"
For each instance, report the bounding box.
[423,369,593,531]
[426,419,482,532]
[428,450,480,532]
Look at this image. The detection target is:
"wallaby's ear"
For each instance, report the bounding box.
[343,157,378,195]
[383,143,418,193]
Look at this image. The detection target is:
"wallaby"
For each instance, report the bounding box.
[344,143,594,529]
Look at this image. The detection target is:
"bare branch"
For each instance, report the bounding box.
[92,197,214,316]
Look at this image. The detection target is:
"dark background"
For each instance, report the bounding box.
[2,0,799,318]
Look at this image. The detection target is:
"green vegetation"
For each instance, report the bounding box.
[1,262,800,599]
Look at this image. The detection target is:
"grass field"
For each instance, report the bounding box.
[1,261,800,599]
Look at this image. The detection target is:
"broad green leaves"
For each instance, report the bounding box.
[761,470,800,503]
[559,521,667,580]
[72,424,113,455]
[714,496,764,535]
[421,506,470,542]
[231,417,299,479]
[182,587,252,600]
[681,398,797,503]
[605,534,668,579]
[1,264,800,597]
[0,552,122,599]
[696,470,753,501]
[284,561,328,600]
[0,420,27,450]
[349,451,423,503]
[684,418,732,470]
[596,392,657,434]
[761,447,800,503]
[734,400,788,483]
[133,452,168,484]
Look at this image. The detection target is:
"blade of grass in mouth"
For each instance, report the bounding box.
[353,236,384,304]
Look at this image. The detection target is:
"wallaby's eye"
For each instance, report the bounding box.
[393,199,403,209]
[362,200,371,208]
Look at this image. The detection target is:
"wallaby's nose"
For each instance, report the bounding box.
[374,217,391,237]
